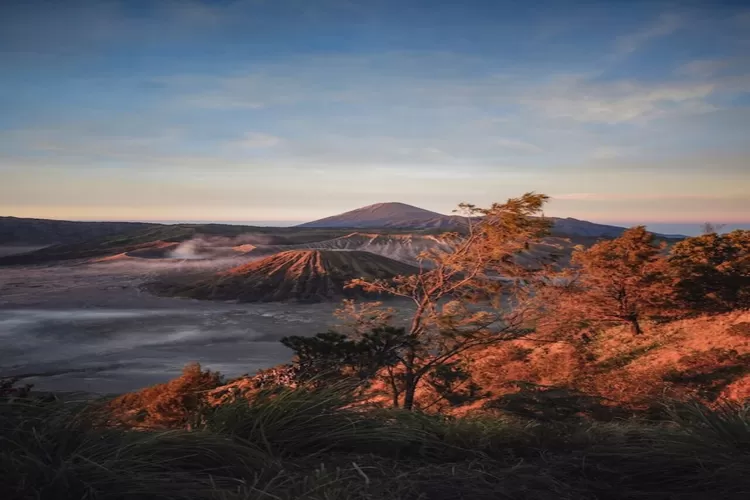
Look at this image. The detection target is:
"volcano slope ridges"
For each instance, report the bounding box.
[149,249,418,303]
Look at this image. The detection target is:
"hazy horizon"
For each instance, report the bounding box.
[7,211,749,237]
[1,0,748,223]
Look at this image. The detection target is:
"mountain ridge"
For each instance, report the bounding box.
[297,202,670,238]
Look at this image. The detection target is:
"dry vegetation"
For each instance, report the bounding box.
[474,310,750,408]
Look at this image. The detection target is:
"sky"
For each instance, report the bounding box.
[1,0,748,231]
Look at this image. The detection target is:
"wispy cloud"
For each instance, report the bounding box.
[184,94,265,109]
[614,13,683,57]
[522,77,716,123]
[236,133,282,148]
[1,126,185,159]
[553,193,737,202]
[677,59,731,78]
[588,147,623,160]
[372,166,477,180]
[495,138,542,153]
[163,51,737,130]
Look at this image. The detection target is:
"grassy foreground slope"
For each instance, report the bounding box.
[4,381,750,500]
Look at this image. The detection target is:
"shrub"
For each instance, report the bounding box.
[669,230,750,312]
[728,322,750,338]
[507,345,534,362]
[108,363,222,429]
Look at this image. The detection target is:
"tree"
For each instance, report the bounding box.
[345,192,552,410]
[107,363,222,429]
[701,222,727,235]
[280,327,409,392]
[669,230,750,312]
[547,226,673,336]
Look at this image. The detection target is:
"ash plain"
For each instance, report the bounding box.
[0,255,412,394]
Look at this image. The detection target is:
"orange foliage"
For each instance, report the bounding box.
[543,226,675,336]
[108,363,222,429]
[474,311,750,408]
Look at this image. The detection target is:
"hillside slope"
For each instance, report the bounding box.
[0,225,200,265]
[472,311,750,408]
[0,223,355,266]
[203,311,750,415]
[0,220,413,266]
[548,217,630,238]
[150,249,419,302]
[0,216,156,245]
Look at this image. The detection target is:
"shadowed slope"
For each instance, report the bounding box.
[0,216,157,245]
[151,250,418,302]
[247,232,454,265]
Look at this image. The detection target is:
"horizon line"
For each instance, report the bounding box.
[4,215,749,228]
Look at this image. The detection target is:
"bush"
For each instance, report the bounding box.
[107,363,223,429]
[669,230,750,313]
[728,322,750,338]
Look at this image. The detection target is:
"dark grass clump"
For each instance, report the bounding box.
[0,398,269,500]
[205,382,431,458]
[3,385,750,500]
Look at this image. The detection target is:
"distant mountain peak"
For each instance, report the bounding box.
[360,201,434,210]
[297,202,452,229]
[362,202,410,208]
[343,201,441,215]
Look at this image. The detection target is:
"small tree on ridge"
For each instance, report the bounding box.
[345,192,552,410]
[548,226,673,335]
[669,230,750,312]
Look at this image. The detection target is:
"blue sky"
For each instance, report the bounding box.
[1,0,748,228]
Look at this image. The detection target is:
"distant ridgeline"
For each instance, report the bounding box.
[0,205,684,266]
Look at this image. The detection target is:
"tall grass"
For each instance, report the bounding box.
[3,387,750,499]
[205,382,428,457]
[1,399,268,500]
[668,400,750,448]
